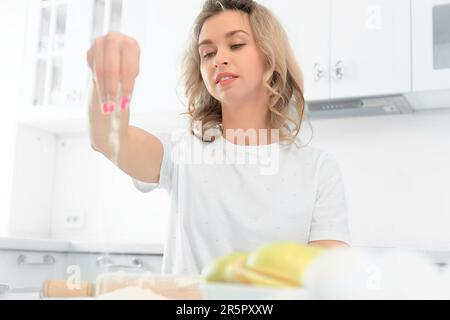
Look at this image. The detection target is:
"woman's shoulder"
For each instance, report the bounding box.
[288,141,341,168]
[159,127,211,155]
[163,127,196,145]
[285,138,329,157]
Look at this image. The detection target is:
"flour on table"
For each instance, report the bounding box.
[97,286,169,300]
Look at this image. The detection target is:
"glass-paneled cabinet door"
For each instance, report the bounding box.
[60,0,93,107]
[91,0,123,42]
[49,2,67,105]
[62,0,123,107]
[26,0,123,112]
[27,0,57,108]
[63,0,124,108]
[26,0,91,109]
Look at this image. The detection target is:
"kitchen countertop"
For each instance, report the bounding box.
[0,237,164,255]
[2,237,450,261]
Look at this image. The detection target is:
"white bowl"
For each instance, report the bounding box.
[201,282,309,300]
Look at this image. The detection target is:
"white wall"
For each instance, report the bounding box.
[10,128,171,243]
[50,132,170,243]
[11,108,450,251]
[0,1,29,236]
[5,0,450,249]
[9,126,56,238]
[310,109,450,250]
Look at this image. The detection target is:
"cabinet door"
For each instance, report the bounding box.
[21,0,93,120]
[61,0,94,108]
[330,0,411,98]
[66,253,163,282]
[121,0,206,114]
[257,0,330,101]
[62,0,127,108]
[0,250,66,289]
[23,0,58,108]
[412,0,450,91]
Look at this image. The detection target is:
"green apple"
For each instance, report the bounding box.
[201,252,248,282]
[225,262,295,288]
[246,242,324,287]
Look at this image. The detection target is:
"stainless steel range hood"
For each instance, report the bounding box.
[307,94,414,119]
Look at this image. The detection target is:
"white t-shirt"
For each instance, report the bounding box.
[132,128,351,275]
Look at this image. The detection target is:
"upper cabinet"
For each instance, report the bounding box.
[20,0,202,133]
[259,0,411,101]
[20,0,124,133]
[17,0,449,134]
[258,0,330,102]
[330,0,411,99]
[23,0,93,111]
[119,0,205,115]
[257,0,329,101]
[412,0,450,92]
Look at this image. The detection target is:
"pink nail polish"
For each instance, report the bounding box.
[121,98,130,111]
[109,102,116,113]
[103,103,109,113]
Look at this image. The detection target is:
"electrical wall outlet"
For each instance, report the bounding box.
[63,210,85,229]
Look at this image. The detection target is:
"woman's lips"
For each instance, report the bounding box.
[216,77,239,87]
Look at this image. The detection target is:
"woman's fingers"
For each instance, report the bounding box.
[92,37,108,112]
[103,33,122,113]
[87,32,140,114]
[120,37,140,111]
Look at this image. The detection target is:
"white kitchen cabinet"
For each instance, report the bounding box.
[60,1,94,109]
[120,0,205,115]
[330,0,411,99]
[258,0,411,101]
[65,252,163,283]
[0,250,66,289]
[19,0,124,134]
[21,1,92,113]
[412,0,450,92]
[119,0,208,132]
[258,0,330,102]
[0,249,162,290]
[19,0,199,134]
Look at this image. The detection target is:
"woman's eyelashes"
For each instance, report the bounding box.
[202,44,246,60]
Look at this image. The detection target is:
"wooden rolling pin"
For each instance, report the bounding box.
[41,280,94,298]
[41,275,203,299]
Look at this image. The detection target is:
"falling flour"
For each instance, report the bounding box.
[109,101,121,165]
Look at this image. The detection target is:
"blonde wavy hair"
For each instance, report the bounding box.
[180,0,308,144]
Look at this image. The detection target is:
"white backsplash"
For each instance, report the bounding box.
[309,109,450,250]
[10,127,171,243]
[9,127,56,239]
[9,109,450,250]
[50,132,171,243]
[0,0,28,236]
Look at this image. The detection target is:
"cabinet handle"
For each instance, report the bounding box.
[333,60,345,80]
[96,256,144,269]
[17,254,56,267]
[313,63,325,82]
[0,284,9,294]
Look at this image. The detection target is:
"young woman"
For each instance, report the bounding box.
[87,0,351,275]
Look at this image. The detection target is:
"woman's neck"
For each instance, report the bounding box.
[220,98,279,146]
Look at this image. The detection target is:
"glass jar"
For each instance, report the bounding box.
[95,271,204,300]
